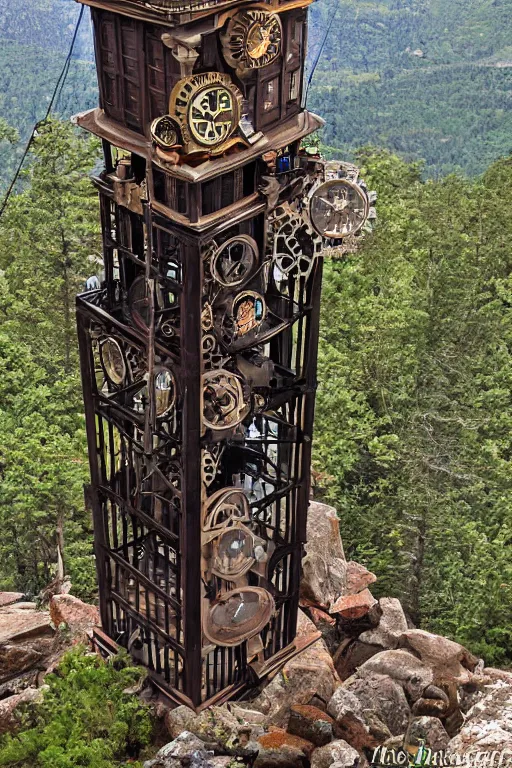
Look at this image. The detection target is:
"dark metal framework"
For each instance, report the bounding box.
[73,0,367,710]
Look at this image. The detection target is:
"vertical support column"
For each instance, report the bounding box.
[289,255,325,639]
[76,310,111,636]
[180,236,204,707]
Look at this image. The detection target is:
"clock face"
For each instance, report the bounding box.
[309,179,369,239]
[150,115,179,148]
[222,10,282,74]
[211,236,258,287]
[203,587,275,647]
[170,74,243,154]
[246,14,281,64]
[100,338,126,385]
[189,85,237,147]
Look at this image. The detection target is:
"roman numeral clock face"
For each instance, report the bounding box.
[169,73,243,155]
[221,10,282,76]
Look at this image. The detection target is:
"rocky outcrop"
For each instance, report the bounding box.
[0,685,46,734]
[447,682,512,752]
[309,740,359,768]
[49,594,100,640]
[359,598,408,649]
[300,503,347,609]
[287,705,334,747]
[249,611,340,727]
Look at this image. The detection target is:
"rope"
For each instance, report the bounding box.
[304,4,338,107]
[0,5,85,220]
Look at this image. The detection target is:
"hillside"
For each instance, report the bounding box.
[307,0,512,176]
[0,0,511,180]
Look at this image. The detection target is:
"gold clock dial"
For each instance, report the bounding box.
[246,15,281,63]
[169,74,242,154]
[221,10,282,75]
[309,179,369,239]
[150,115,180,149]
[100,338,126,385]
[189,85,236,147]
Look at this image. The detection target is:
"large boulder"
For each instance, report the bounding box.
[248,611,340,726]
[345,562,377,596]
[0,593,24,608]
[447,682,512,752]
[326,687,385,751]
[359,599,408,650]
[165,705,248,751]
[300,503,347,609]
[330,590,377,621]
[408,716,450,750]
[342,673,410,736]
[398,629,479,685]
[310,740,359,768]
[287,704,334,746]
[0,606,53,644]
[356,650,433,702]
[0,644,43,683]
[0,686,46,735]
[254,729,314,767]
[49,595,100,640]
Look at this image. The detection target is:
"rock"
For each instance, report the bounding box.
[0,670,39,698]
[300,502,347,609]
[398,629,478,685]
[359,598,408,650]
[336,603,382,639]
[327,687,363,723]
[333,640,382,681]
[345,562,377,595]
[0,686,45,734]
[447,682,512,752]
[330,590,377,620]
[165,706,245,751]
[408,716,450,750]
[0,593,24,608]
[254,729,313,768]
[310,740,359,768]
[356,650,433,702]
[483,667,512,684]
[342,673,410,736]
[0,607,53,644]
[0,644,43,682]
[287,704,334,746]
[49,595,100,639]
[12,603,38,610]
[229,705,267,727]
[157,731,207,760]
[248,611,340,727]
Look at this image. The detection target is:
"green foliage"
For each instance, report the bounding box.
[308,0,512,177]
[314,148,512,664]
[0,118,101,594]
[0,648,153,768]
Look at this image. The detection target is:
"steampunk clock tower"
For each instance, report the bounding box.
[74,0,371,710]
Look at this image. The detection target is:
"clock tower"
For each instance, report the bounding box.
[74,0,371,710]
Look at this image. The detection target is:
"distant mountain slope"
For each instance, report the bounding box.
[307,0,512,175]
[0,0,510,182]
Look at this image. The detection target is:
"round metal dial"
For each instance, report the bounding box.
[221,10,282,74]
[150,115,179,148]
[100,338,126,385]
[202,370,249,432]
[246,14,281,63]
[154,367,176,417]
[212,527,255,578]
[211,236,258,287]
[189,85,237,147]
[203,587,275,647]
[309,179,369,239]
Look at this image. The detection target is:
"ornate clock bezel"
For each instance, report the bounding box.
[308,178,370,240]
[221,9,283,76]
[169,73,243,155]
